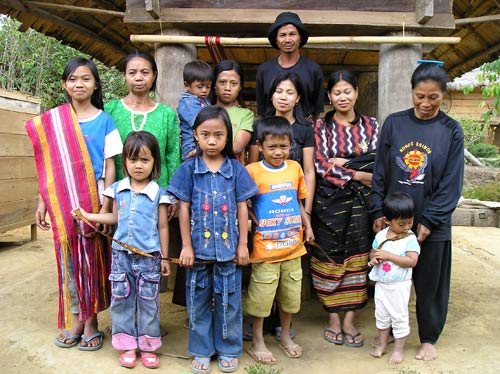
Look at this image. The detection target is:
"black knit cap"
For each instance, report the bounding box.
[267,12,309,50]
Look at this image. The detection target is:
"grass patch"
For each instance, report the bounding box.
[244,363,283,374]
[463,183,500,202]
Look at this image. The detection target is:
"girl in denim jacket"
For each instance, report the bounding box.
[76,131,170,369]
[168,106,258,373]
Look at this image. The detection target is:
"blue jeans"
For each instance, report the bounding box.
[109,250,162,352]
[186,262,242,358]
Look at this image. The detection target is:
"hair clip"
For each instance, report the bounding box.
[417,59,444,67]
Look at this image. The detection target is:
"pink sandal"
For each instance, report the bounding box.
[120,352,137,368]
[141,352,160,369]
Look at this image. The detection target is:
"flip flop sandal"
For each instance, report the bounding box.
[78,331,104,351]
[120,352,137,368]
[323,327,344,345]
[279,343,303,358]
[54,330,81,348]
[274,326,297,342]
[246,348,277,365]
[141,352,160,369]
[343,331,364,348]
[191,356,211,374]
[218,355,238,373]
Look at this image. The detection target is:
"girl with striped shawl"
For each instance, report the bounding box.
[26,58,122,351]
[310,70,379,348]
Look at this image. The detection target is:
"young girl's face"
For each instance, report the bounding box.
[194,118,228,160]
[386,217,414,235]
[125,145,155,183]
[125,57,156,95]
[271,79,300,116]
[215,69,241,106]
[63,65,96,103]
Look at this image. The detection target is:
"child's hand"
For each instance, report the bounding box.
[160,260,170,277]
[303,225,315,243]
[179,246,195,267]
[35,198,50,230]
[372,250,391,262]
[72,207,89,220]
[236,244,249,266]
[167,203,178,221]
[368,258,381,267]
[187,149,197,159]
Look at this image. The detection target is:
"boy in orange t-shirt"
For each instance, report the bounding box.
[245,116,314,364]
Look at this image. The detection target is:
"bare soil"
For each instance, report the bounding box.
[0,226,499,374]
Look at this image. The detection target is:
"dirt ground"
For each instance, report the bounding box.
[1,225,499,374]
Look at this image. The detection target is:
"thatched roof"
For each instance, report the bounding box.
[0,1,498,81]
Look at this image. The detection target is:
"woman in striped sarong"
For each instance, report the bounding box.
[26,58,122,351]
[310,70,379,348]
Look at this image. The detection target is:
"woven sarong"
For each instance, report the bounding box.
[25,104,109,328]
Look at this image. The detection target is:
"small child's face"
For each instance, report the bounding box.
[386,217,414,235]
[258,134,291,168]
[125,146,155,183]
[194,118,228,160]
[185,80,211,100]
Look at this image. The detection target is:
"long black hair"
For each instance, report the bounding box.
[62,57,103,110]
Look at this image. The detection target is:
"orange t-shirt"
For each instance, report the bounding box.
[246,160,309,263]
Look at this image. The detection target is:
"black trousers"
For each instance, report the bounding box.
[412,240,452,344]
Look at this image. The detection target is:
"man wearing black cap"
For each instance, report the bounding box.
[256,11,324,121]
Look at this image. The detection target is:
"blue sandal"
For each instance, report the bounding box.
[191,356,211,374]
[54,330,80,348]
[77,331,104,351]
[218,355,238,373]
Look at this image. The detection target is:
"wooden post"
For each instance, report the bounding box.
[378,32,422,125]
[155,29,196,108]
[416,0,434,24]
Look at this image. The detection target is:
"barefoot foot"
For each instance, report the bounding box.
[415,343,438,361]
[389,350,404,364]
[370,344,387,358]
[370,334,395,348]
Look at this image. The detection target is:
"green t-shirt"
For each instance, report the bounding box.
[226,106,254,139]
[104,99,180,188]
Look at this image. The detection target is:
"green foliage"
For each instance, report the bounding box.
[463,183,500,202]
[468,143,499,158]
[244,363,283,374]
[454,116,488,148]
[0,16,127,111]
[463,57,500,124]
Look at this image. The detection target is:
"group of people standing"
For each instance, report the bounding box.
[26,10,464,373]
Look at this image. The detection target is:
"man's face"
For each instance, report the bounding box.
[276,24,301,54]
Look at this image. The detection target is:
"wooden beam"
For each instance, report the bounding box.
[131,34,461,45]
[455,14,500,25]
[448,42,500,78]
[125,8,455,30]
[144,0,160,19]
[17,7,126,60]
[415,0,434,24]
[24,2,125,17]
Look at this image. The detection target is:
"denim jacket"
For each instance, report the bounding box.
[177,92,210,160]
[104,178,169,254]
[167,156,258,261]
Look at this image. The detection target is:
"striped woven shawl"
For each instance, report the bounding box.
[25,104,109,328]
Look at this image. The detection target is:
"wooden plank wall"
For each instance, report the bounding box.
[0,89,40,238]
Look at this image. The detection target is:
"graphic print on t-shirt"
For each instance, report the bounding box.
[396,141,431,186]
